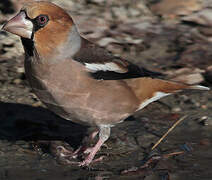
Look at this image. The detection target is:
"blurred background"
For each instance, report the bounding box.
[0,0,212,180]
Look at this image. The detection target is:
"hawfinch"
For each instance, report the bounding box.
[2,1,209,166]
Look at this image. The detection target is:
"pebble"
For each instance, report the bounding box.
[128,8,140,17]
[97,37,118,46]
[16,67,25,73]
[150,0,202,18]
[124,37,143,44]
[32,101,42,107]
[182,9,212,27]
[198,116,212,126]
[201,105,208,109]
[172,107,182,112]
[194,102,200,107]
[199,138,211,146]
[13,79,22,85]
[111,7,128,21]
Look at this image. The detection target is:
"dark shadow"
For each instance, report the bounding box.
[0,102,87,149]
[0,0,15,14]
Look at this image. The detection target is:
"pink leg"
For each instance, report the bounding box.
[90,130,99,140]
[79,125,111,166]
[79,138,104,166]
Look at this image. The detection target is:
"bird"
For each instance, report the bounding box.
[2,1,210,166]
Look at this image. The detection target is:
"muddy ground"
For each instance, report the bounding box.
[0,0,212,179]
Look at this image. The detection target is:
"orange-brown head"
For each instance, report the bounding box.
[2,1,80,59]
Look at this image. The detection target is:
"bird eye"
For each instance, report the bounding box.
[37,15,49,26]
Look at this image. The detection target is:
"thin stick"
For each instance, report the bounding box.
[151,115,187,150]
[163,151,184,158]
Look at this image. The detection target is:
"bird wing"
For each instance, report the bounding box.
[72,38,162,80]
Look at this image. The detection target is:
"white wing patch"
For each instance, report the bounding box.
[85,62,127,73]
[137,92,171,111]
[190,85,210,91]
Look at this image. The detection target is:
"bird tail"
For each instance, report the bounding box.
[124,77,210,110]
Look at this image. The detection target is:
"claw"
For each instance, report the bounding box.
[78,155,106,166]
[56,145,73,157]
[54,127,110,166]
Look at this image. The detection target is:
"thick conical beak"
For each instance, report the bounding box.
[2,11,33,39]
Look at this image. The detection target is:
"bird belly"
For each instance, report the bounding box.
[24,59,139,126]
[27,75,137,126]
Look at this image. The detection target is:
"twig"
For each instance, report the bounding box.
[140,151,185,169]
[121,150,184,174]
[163,151,184,158]
[151,115,187,150]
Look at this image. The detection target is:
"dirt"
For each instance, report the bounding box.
[0,0,212,180]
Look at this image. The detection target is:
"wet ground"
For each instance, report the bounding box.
[0,0,212,179]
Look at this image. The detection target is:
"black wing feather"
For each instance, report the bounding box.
[73,38,163,80]
[91,63,163,80]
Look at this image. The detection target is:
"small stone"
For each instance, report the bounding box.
[13,79,22,84]
[128,8,140,17]
[199,139,211,146]
[112,7,128,21]
[133,21,152,31]
[97,37,118,47]
[150,0,202,18]
[16,67,25,73]
[194,102,200,107]
[201,105,208,109]
[198,116,212,126]
[182,9,212,27]
[124,36,143,44]
[172,107,181,112]
[32,101,42,107]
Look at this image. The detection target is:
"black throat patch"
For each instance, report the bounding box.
[21,38,34,57]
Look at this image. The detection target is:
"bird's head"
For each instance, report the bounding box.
[2,1,81,59]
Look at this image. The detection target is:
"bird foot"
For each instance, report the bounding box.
[83,147,93,154]
[56,145,105,166]
[56,145,78,159]
[56,145,94,159]
[55,129,107,166]
[78,138,106,166]
[78,155,105,166]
